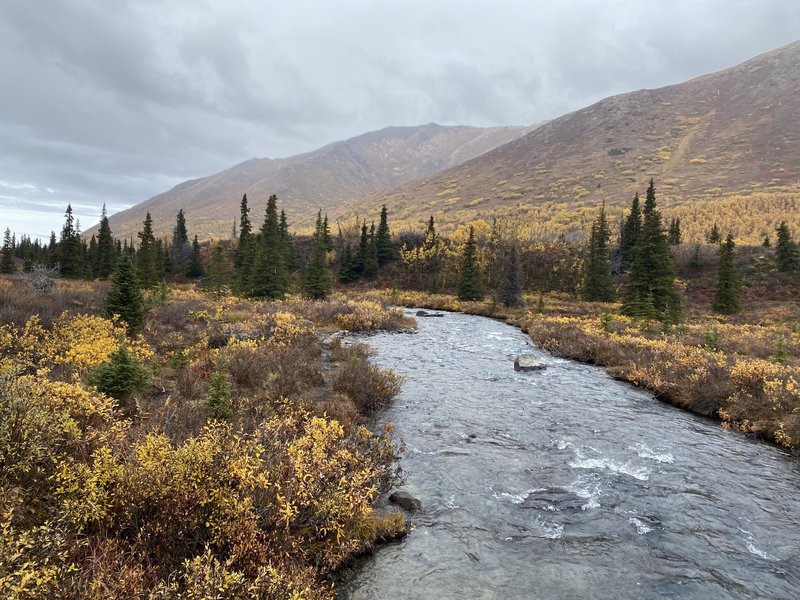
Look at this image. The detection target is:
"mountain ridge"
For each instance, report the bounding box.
[99,123,532,240]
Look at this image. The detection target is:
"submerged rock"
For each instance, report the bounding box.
[416,310,445,317]
[514,355,547,371]
[389,490,422,512]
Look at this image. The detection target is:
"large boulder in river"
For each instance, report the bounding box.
[389,490,422,512]
[416,310,444,317]
[514,355,547,371]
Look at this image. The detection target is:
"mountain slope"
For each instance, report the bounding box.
[101,124,529,240]
[341,40,800,239]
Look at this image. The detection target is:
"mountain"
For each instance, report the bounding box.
[100,124,530,241]
[340,40,800,240]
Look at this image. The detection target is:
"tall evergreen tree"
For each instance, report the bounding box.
[707,223,721,244]
[668,217,682,245]
[620,193,642,269]
[375,205,394,266]
[249,194,288,298]
[500,244,522,307]
[713,233,741,314]
[58,204,84,278]
[135,212,159,288]
[204,242,230,298]
[775,221,798,272]
[321,214,333,252]
[581,203,614,302]
[1,227,15,274]
[234,194,254,294]
[622,180,681,321]
[364,223,379,279]
[106,253,146,332]
[186,235,204,278]
[425,215,437,247]
[96,204,116,278]
[354,221,369,277]
[338,243,357,283]
[170,209,190,271]
[278,209,294,269]
[302,215,332,299]
[458,226,483,301]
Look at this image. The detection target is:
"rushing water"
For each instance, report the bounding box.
[338,310,800,600]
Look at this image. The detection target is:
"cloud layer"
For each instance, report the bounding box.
[1,0,798,238]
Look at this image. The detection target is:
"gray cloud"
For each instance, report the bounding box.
[1,0,799,238]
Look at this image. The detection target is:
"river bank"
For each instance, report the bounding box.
[361,290,800,451]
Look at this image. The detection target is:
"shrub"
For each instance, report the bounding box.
[333,347,403,415]
[206,370,233,421]
[86,346,149,402]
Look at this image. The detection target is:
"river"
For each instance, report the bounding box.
[338,310,800,599]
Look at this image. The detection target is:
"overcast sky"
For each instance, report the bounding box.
[1,0,799,239]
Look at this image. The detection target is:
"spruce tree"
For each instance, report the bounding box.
[712,233,741,314]
[96,204,116,278]
[500,244,522,307]
[234,194,254,294]
[364,223,379,279]
[668,217,682,245]
[581,203,614,302]
[249,194,288,298]
[302,215,332,299]
[622,179,681,321]
[186,235,204,278]
[375,205,394,266]
[775,221,798,272]
[170,209,190,271]
[1,227,15,274]
[322,214,334,252]
[354,221,369,277]
[620,193,642,269]
[279,209,294,270]
[58,204,84,278]
[707,223,721,244]
[204,242,229,298]
[135,212,159,288]
[106,253,146,332]
[338,243,357,283]
[458,226,483,301]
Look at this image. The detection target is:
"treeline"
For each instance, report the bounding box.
[5,181,800,322]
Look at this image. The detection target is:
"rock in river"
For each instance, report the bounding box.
[514,355,547,371]
[389,490,422,512]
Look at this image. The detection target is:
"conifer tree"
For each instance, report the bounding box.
[250,194,288,298]
[88,234,99,276]
[96,204,116,278]
[1,227,15,274]
[338,243,357,283]
[622,179,681,321]
[302,215,332,299]
[762,234,771,248]
[364,223,379,278]
[135,212,159,288]
[458,226,483,301]
[501,243,522,307]
[204,242,229,298]
[106,253,146,332]
[58,204,84,278]
[234,194,254,294]
[668,217,682,245]
[375,205,394,266]
[707,223,721,244]
[712,233,741,314]
[186,235,204,278]
[620,193,642,269]
[775,221,798,272]
[170,209,190,271]
[581,203,614,302]
[425,215,437,246]
[354,221,369,277]
[279,209,294,269]
[322,214,334,252]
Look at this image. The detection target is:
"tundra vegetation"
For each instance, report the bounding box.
[3,182,800,596]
